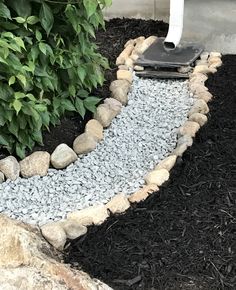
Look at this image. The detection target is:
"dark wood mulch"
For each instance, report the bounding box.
[0,18,168,160]
[64,55,236,290]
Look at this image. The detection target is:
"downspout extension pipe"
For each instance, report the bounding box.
[164,0,184,50]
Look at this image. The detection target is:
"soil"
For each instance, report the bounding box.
[0,18,168,160]
[64,55,236,290]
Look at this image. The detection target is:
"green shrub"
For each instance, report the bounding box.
[0,0,111,158]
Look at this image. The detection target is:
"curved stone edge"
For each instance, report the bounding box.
[0,35,154,182]
[39,47,222,251]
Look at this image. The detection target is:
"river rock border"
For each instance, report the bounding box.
[0,37,222,252]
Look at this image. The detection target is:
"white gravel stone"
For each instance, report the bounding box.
[0,76,193,224]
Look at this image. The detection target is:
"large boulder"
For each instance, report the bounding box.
[0,156,20,180]
[0,214,112,290]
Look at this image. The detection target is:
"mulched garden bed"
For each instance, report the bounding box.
[64,55,236,290]
[0,18,168,160]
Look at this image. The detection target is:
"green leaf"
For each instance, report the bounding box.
[0,134,9,146]
[0,56,7,64]
[61,99,76,112]
[77,66,86,82]
[83,96,101,113]
[75,97,86,118]
[14,37,25,50]
[27,16,39,25]
[14,17,26,24]
[8,0,32,18]
[13,99,22,115]
[36,30,42,41]
[15,143,26,159]
[25,93,36,101]
[0,3,11,19]
[39,42,47,55]
[39,2,54,36]
[16,74,27,87]
[32,130,43,145]
[9,76,16,86]
[83,0,98,18]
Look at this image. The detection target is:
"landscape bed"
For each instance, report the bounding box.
[65,55,236,289]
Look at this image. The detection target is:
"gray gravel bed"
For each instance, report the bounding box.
[0,76,193,225]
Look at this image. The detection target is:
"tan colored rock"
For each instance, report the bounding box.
[177,135,193,147]
[51,144,77,169]
[104,98,123,114]
[118,64,129,70]
[116,44,134,65]
[188,99,209,115]
[60,219,87,240]
[178,66,192,73]
[117,69,133,83]
[195,90,213,103]
[145,169,170,186]
[130,53,139,61]
[195,59,208,66]
[20,152,50,178]
[178,121,200,138]
[106,193,130,214]
[171,143,188,157]
[0,156,20,181]
[67,205,109,226]
[0,214,112,290]
[125,57,134,68]
[189,73,208,84]
[134,36,157,55]
[189,113,208,127]
[193,64,216,75]
[73,132,97,155]
[110,79,130,105]
[85,119,103,142]
[41,222,67,251]
[129,184,159,203]
[124,39,135,48]
[134,65,144,71]
[208,56,222,68]
[200,51,209,61]
[0,171,5,183]
[155,155,177,171]
[189,83,208,95]
[94,104,116,127]
[134,36,145,45]
[0,267,68,290]
[210,51,222,58]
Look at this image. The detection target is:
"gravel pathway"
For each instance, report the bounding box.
[0,76,193,225]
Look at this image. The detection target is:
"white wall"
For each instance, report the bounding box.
[105,0,236,53]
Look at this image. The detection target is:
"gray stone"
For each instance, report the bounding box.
[0,156,20,180]
[177,135,193,147]
[51,144,77,169]
[41,222,67,250]
[73,132,97,155]
[20,151,50,178]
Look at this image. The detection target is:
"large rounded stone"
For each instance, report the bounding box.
[110,79,130,105]
[41,222,67,251]
[117,69,133,83]
[189,113,208,127]
[85,119,103,142]
[188,99,209,116]
[129,184,159,203]
[51,144,77,169]
[106,193,130,214]
[73,132,97,155]
[195,91,213,103]
[60,219,87,240]
[178,121,200,138]
[0,156,20,180]
[94,104,116,127]
[177,135,193,147]
[20,151,50,178]
[155,155,177,171]
[67,205,109,226]
[145,169,170,186]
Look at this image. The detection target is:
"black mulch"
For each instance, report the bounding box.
[0,18,168,160]
[64,55,236,290]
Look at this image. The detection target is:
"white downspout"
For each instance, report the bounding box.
[164,0,185,50]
